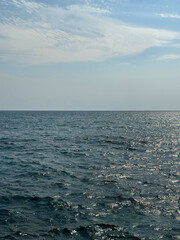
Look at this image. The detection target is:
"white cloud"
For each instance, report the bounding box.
[158,54,180,60]
[159,13,180,19]
[0,0,180,65]
[11,0,44,13]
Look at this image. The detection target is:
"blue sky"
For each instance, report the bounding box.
[0,0,180,110]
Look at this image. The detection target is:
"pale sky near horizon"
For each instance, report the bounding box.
[0,0,180,110]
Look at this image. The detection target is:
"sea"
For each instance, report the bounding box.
[0,111,180,240]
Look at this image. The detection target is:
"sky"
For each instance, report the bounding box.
[0,0,180,110]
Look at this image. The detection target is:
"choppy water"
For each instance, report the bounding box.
[0,111,180,240]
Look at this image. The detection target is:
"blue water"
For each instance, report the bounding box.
[0,111,180,240]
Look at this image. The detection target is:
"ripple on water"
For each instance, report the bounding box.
[0,111,180,239]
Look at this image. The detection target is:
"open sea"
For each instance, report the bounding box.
[0,111,180,240]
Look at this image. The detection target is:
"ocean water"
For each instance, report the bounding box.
[0,111,180,240]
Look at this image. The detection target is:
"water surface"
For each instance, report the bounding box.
[0,111,180,239]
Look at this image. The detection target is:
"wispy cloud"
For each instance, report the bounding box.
[159,13,180,19]
[11,0,44,13]
[158,54,180,60]
[0,0,180,65]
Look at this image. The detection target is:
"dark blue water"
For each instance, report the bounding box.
[0,111,180,240]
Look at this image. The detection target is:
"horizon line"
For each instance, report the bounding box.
[0,110,180,112]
